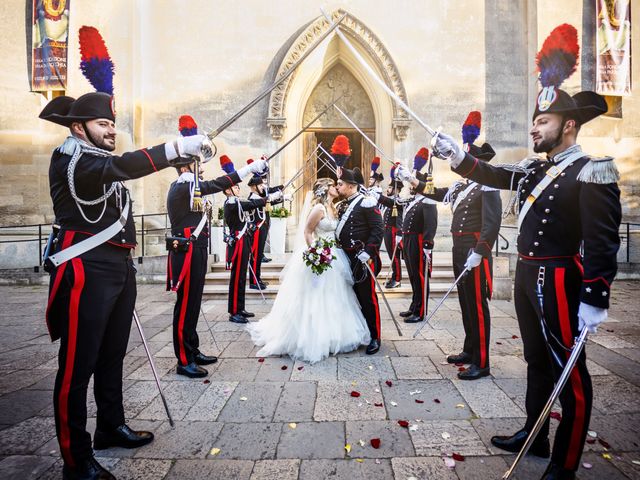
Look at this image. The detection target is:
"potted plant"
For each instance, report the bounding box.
[269,205,290,254]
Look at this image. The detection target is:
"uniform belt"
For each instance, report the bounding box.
[518,253,580,266]
[452,231,480,237]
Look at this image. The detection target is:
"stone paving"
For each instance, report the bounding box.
[0,281,639,479]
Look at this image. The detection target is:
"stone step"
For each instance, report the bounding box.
[204,269,454,285]
[202,281,457,299]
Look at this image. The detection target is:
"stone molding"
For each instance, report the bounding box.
[267,9,411,141]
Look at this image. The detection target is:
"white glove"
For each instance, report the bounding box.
[267,191,283,202]
[283,193,292,202]
[430,132,464,166]
[395,165,415,182]
[464,251,483,269]
[357,251,371,263]
[237,159,268,179]
[395,235,402,246]
[578,302,607,334]
[369,190,381,201]
[165,135,213,164]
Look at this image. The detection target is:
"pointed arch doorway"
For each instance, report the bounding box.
[301,63,376,187]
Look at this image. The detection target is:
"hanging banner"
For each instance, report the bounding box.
[31,0,70,91]
[596,0,632,96]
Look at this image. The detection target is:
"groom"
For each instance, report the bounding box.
[335,167,385,354]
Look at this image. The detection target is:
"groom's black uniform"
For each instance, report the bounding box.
[336,181,384,346]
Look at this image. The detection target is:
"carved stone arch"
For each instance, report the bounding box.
[267,9,411,141]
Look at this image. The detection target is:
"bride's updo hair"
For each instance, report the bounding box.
[311,177,337,216]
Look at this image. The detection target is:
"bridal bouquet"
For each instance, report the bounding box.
[302,238,337,275]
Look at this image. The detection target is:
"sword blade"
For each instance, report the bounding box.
[502,329,589,479]
[363,261,403,336]
[208,13,347,140]
[132,309,174,427]
[247,260,267,304]
[266,96,343,163]
[320,9,435,136]
[333,105,395,166]
[412,266,469,339]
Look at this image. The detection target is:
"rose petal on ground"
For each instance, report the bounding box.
[398,420,409,428]
[582,462,592,469]
[385,380,393,387]
[632,460,640,466]
[496,341,503,345]
[203,379,210,384]
[550,411,562,421]
[297,366,304,371]
[452,453,465,461]
[409,425,419,432]
[586,438,596,444]
[350,391,361,397]
[239,397,248,401]
[602,453,612,460]
[415,399,425,404]
[458,367,466,372]
[375,459,381,464]
[456,404,465,409]
[598,438,611,449]
[374,402,383,407]
[210,447,221,456]
[443,457,456,469]
[512,335,519,339]
[409,390,422,396]
[358,439,365,447]
[442,432,451,440]
[587,430,597,438]
[281,365,288,370]
[355,458,364,463]
[288,423,297,429]
[374,388,380,393]
[345,444,351,453]
[368,365,373,370]
[258,358,265,363]
[434,398,441,403]
[370,438,381,449]
[390,401,398,406]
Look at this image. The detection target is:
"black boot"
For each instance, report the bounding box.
[261,256,272,263]
[540,463,576,480]
[176,362,208,378]
[366,339,380,355]
[239,310,255,318]
[457,364,491,380]
[194,352,218,365]
[229,313,249,324]
[446,352,472,364]
[62,457,115,480]
[385,279,401,288]
[250,281,268,290]
[404,314,422,323]
[491,429,550,458]
[93,424,154,450]
[399,310,413,318]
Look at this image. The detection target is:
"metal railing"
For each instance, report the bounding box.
[0,216,638,269]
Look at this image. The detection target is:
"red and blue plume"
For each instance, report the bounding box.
[462,111,481,145]
[413,147,429,172]
[178,115,198,137]
[371,156,380,172]
[390,162,400,180]
[79,26,115,95]
[220,155,235,174]
[331,134,351,167]
[535,24,579,88]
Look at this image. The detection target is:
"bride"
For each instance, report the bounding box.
[246,178,371,363]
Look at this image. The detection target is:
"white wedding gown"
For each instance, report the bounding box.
[247,205,371,363]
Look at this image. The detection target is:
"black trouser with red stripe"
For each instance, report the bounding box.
[346,252,382,340]
[227,234,251,314]
[515,257,592,472]
[170,245,207,366]
[250,221,268,286]
[452,242,492,369]
[383,226,402,282]
[47,250,135,466]
[403,234,430,317]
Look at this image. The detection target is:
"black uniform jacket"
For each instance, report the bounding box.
[247,185,284,227]
[401,196,438,249]
[424,182,502,257]
[450,150,621,308]
[49,143,171,259]
[224,196,267,233]
[167,172,241,247]
[377,194,404,233]
[336,194,384,257]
